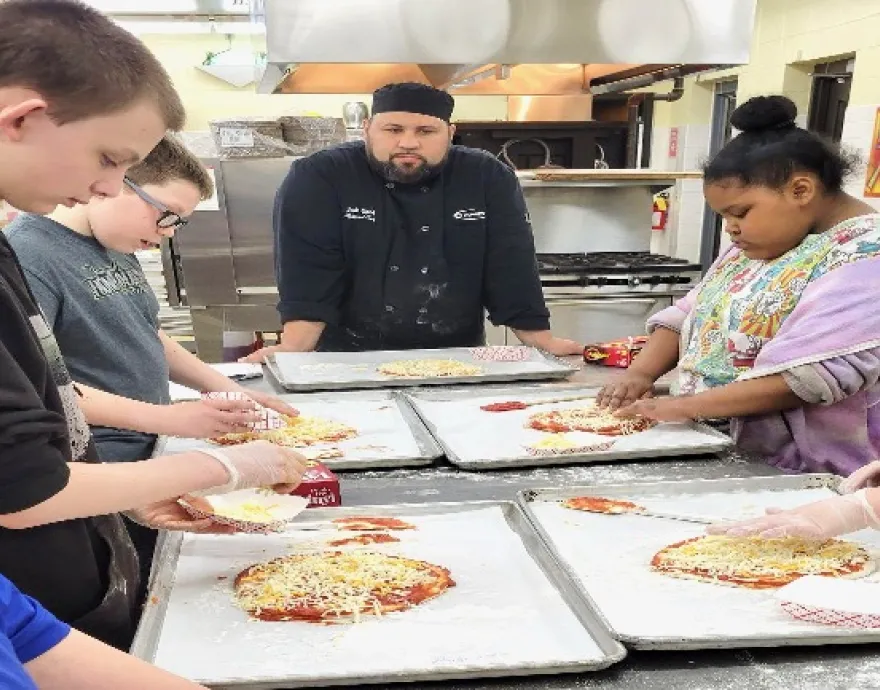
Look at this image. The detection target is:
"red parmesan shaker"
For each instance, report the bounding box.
[288,460,342,508]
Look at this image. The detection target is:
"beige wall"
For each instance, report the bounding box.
[139,34,509,130]
[649,0,880,261]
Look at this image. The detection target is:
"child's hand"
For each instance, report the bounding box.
[596,372,656,410]
[616,396,694,423]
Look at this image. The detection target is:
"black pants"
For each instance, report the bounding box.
[122,515,158,613]
[94,433,159,621]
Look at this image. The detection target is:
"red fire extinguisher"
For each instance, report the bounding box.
[652,192,669,231]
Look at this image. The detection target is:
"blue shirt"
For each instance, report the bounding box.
[0,574,70,689]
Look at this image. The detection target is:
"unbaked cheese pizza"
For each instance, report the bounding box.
[377,359,483,378]
[651,535,874,589]
[527,403,656,436]
[233,551,454,622]
[209,415,357,448]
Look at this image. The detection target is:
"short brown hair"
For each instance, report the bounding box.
[127,136,214,200]
[0,0,185,129]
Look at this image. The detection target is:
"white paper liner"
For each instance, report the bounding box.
[180,490,309,534]
[150,507,608,684]
[528,487,880,643]
[776,576,880,628]
[164,396,423,463]
[411,392,729,465]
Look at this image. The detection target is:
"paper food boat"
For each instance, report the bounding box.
[468,346,533,362]
[776,575,880,628]
[180,489,309,533]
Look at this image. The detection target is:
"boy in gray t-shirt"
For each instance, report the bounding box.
[7,135,295,464]
[6,135,296,591]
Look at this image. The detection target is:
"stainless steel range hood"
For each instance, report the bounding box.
[254,0,757,95]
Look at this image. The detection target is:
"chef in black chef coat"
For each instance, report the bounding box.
[246,82,582,358]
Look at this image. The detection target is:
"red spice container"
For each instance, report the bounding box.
[289,461,341,508]
[583,336,648,368]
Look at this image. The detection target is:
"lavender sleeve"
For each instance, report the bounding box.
[783,348,880,405]
[646,288,697,334]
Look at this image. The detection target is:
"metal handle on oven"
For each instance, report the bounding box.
[545,298,663,307]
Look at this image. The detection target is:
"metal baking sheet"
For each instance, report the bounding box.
[153,390,442,470]
[403,384,731,470]
[518,475,880,650]
[131,501,626,688]
[265,347,576,392]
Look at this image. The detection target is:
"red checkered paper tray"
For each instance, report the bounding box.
[469,346,533,362]
[775,576,880,628]
[201,391,285,430]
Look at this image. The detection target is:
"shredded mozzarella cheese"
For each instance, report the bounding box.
[529,403,651,435]
[214,415,357,447]
[377,359,483,378]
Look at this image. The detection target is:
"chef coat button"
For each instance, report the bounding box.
[385,305,395,312]
[385,182,395,189]
[389,265,399,272]
[420,266,429,274]
[420,225,430,232]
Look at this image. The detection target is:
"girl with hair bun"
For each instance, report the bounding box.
[598,95,880,478]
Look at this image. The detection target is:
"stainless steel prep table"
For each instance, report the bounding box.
[151,369,880,690]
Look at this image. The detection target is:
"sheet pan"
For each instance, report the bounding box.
[265,347,576,392]
[404,384,731,469]
[154,390,441,470]
[518,475,880,650]
[131,501,625,688]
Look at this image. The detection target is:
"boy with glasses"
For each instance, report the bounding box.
[6,135,299,598]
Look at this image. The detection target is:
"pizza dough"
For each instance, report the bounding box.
[328,533,401,547]
[332,516,416,532]
[377,359,483,378]
[528,403,656,436]
[233,551,454,622]
[210,415,357,448]
[651,535,875,589]
[563,496,641,514]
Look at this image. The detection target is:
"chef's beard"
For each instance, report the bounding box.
[366,147,448,185]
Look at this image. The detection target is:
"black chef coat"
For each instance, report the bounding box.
[274,141,550,351]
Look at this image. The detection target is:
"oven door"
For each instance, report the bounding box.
[544,296,674,343]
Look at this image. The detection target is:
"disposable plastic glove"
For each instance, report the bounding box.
[706,489,880,539]
[840,460,880,494]
[194,440,307,495]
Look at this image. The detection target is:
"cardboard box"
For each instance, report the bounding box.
[583,336,648,368]
[289,460,341,508]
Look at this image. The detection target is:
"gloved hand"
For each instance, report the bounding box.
[840,461,880,494]
[707,489,880,539]
[194,440,307,495]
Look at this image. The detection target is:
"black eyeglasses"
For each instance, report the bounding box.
[123,178,188,230]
